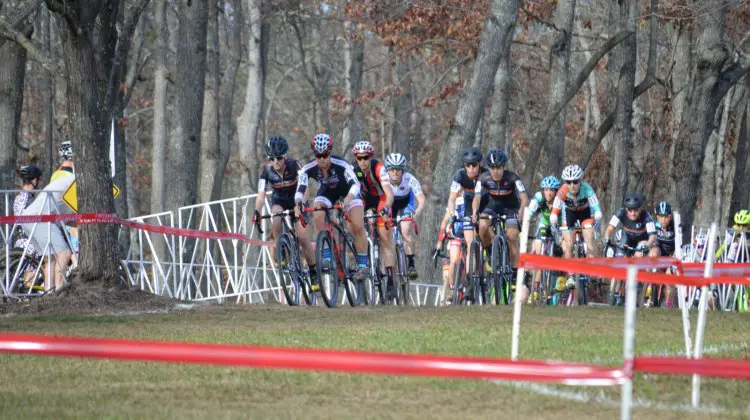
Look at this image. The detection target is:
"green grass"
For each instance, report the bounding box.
[0,304,748,419]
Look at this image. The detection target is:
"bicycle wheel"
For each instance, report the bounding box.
[491,238,502,305]
[315,231,339,308]
[342,233,363,307]
[1,248,43,295]
[277,234,301,306]
[365,239,378,305]
[467,240,483,304]
[394,243,408,305]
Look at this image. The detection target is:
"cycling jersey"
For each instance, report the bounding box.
[258,158,300,209]
[475,170,525,211]
[450,166,488,217]
[391,172,423,216]
[528,191,553,226]
[451,196,465,241]
[295,156,361,208]
[353,159,390,203]
[655,219,676,256]
[609,208,656,245]
[551,181,602,227]
[50,165,74,182]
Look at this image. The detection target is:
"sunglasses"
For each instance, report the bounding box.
[315,152,330,159]
[465,163,479,168]
[626,207,641,213]
[356,155,371,161]
[267,156,285,162]
[564,180,580,185]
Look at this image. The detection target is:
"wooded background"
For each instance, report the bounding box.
[1,0,748,284]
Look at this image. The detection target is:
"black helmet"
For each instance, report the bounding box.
[264,136,289,158]
[486,148,508,168]
[17,165,42,182]
[624,193,644,209]
[462,146,482,164]
[654,201,672,216]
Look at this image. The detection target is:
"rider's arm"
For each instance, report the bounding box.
[378,164,394,209]
[254,168,268,212]
[294,167,309,205]
[549,186,566,226]
[409,175,426,219]
[587,187,604,221]
[342,162,361,207]
[604,211,623,242]
[646,216,658,248]
[518,191,529,221]
[472,180,483,220]
[527,193,541,218]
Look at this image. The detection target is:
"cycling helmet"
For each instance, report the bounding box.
[462,146,482,164]
[540,176,561,190]
[311,133,333,155]
[264,136,288,158]
[351,140,374,156]
[734,209,750,226]
[17,165,42,182]
[384,153,407,170]
[59,141,73,159]
[561,164,583,181]
[486,149,508,168]
[624,193,644,209]
[655,201,673,216]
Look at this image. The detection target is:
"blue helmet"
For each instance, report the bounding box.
[655,201,672,216]
[540,176,561,190]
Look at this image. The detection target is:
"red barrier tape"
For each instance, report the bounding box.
[681,263,750,278]
[634,356,750,379]
[0,213,273,247]
[0,333,624,386]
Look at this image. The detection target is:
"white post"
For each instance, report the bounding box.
[511,209,531,360]
[621,265,638,420]
[674,212,692,356]
[692,222,717,408]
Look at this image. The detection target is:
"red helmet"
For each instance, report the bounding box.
[351,140,374,156]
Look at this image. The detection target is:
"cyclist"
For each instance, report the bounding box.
[295,133,369,288]
[472,148,529,301]
[350,140,396,298]
[550,164,603,290]
[602,193,659,258]
[441,146,487,252]
[652,200,677,307]
[13,165,43,289]
[527,175,562,300]
[715,209,750,262]
[251,136,312,266]
[435,195,465,304]
[384,152,425,282]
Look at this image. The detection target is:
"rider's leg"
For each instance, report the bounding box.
[531,238,543,291]
[269,204,284,263]
[346,201,370,279]
[401,218,419,279]
[378,220,396,298]
[582,227,598,258]
[562,228,573,258]
[478,218,493,249]
[53,249,72,290]
[506,225,520,267]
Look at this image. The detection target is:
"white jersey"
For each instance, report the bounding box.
[392,172,423,201]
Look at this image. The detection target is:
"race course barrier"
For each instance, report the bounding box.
[0,332,624,386]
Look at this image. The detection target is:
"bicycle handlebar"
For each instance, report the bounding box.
[254,209,298,235]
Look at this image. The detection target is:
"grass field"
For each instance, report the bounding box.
[1,304,748,419]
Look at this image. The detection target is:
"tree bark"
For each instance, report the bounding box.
[41,5,54,177]
[341,20,364,154]
[198,0,220,204]
[730,97,750,214]
[237,0,264,194]
[609,0,637,209]
[417,0,519,283]
[487,42,512,164]
[542,0,577,179]
[391,55,413,153]
[165,0,208,211]
[150,0,169,214]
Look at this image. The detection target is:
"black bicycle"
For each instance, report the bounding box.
[363,213,386,305]
[256,209,316,307]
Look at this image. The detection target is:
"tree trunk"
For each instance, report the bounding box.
[609,0,637,209]
[391,55,413,153]
[57,14,120,284]
[237,0,264,194]
[730,98,750,214]
[487,42,512,164]
[150,0,169,214]
[42,5,54,177]
[198,0,220,204]
[0,20,30,199]
[666,22,692,203]
[417,0,519,283]
[714,87,733,227]
[341,20,364,154]
[671,1,747,228]
[543,0,577,179]
[165,0,208,210]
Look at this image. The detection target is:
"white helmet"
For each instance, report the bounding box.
[351,140,374,156]
[561,164,583,181]
[384,153,406,170]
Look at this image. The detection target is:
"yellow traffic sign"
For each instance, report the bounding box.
[63,181,121,213]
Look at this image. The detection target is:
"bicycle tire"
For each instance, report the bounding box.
[491,236,502,305]
[394,243,408,305]
[315,231,339,308]
[467,240,483,305]
[1,248,43,295]
[342,233,363,307]
[277,234,301,306]
[365,239,379,305]
[452,257,466,305]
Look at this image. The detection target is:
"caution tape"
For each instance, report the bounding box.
[634,356,750,379]
[0,213,273,247]
[0,333,624,386]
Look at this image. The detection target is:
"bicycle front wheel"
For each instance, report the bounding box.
[315,231,339,307]
[365,239,378,305]
[394,243,409,305]
[342,233,363,307]
[467,240,483,305]
[277,234,301,306]
[452,256,466,305]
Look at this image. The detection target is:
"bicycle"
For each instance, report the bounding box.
[529,226,559,305]
[363,212,385,305]
[302,204,363,308]
[391,214,418,305]
[553,221,594,306]
[477,213,514,306]
[433,216,467,306]
[255,209,317,307]
[605,240,650,306]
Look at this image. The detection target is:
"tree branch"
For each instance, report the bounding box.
[0,12,61,82]
[43,0,79,33]
[523,30,633,182]
[0,0,42,49]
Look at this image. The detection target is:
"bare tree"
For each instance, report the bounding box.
[198,0,220,204]
[730,96,749,214]
[150,0,168,214]
[487,42,511,162]
[391,55,413,153]
[341,20,364,153]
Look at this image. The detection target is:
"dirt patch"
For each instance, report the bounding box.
[0,283,182,316]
